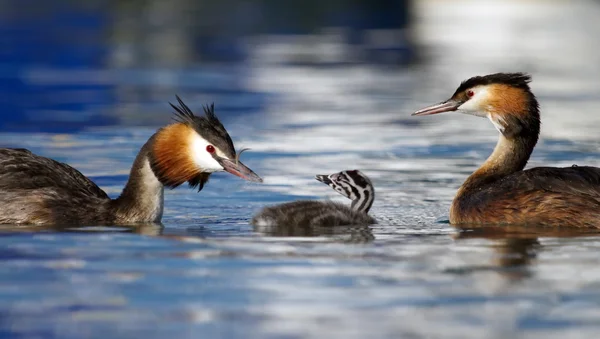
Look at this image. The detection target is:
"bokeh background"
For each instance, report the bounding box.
[0,0,412,131]
[3,1,600,338]
[2,0,600,139]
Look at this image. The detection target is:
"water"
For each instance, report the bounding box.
[3,0,600,338]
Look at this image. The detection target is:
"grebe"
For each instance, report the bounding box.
[251,170,376,227]
[0,96,262,226]
[412,72,600,228]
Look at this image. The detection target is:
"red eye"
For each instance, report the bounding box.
[467,90,474,97]
[206,145,215,153]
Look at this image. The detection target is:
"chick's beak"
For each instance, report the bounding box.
[412,99,461,116]
[315,174,332,185]
[218,158,263,183]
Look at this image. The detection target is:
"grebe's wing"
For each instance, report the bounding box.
[513,166,600,197]
[0,148,109,199]
[455,166,600,227]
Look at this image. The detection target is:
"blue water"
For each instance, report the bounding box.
[3,72,600,338]
[3,1,600,338]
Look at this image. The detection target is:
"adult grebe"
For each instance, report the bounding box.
[251,170,376,227]
[412,72,600,228]
[0,96,262,226]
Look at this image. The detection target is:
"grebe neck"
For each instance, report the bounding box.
[350,187,375,213]
[458,133,537,196]
[112,136,164,223]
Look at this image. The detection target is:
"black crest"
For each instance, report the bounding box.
[169,95,236,159]
[454,72,532,95]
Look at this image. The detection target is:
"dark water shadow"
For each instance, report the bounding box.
[447,226,600,282]
[254,223,375,244]
[0,223,164,236]
[454,225,600,240]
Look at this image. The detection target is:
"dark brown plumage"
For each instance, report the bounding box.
[0,148,113,225]
[452,166,600,228]
[252,200,376,227]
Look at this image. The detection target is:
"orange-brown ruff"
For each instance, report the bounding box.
[151,123,211,188]
[0,96,262,226]
[412,72,600,228]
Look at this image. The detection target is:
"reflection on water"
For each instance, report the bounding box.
[254,223,375,243]
[4,227,600,338]
[0,223,165,236]
[491,238,539,281]
[450,232,542,283]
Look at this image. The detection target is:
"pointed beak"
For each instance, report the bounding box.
[315,174,332,185]
[412,99,461,116]
[217,158,263,183]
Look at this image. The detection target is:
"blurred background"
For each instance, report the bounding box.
[0,0,413,132]
[1,0,599,139]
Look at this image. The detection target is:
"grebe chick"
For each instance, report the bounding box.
[412,72,600,228]
[0,96,262,226]
[251,170,376,227]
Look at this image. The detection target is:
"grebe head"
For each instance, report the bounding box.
[150,96,262,190]
[412,72,540,137]
[316,170,374,213]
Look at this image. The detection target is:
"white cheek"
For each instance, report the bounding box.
[457,87,490,117]
[191,135,224,172]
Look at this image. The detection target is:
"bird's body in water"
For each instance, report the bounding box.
[412,72,600,228]
[0,96,262,226]
[252,170,376,227]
